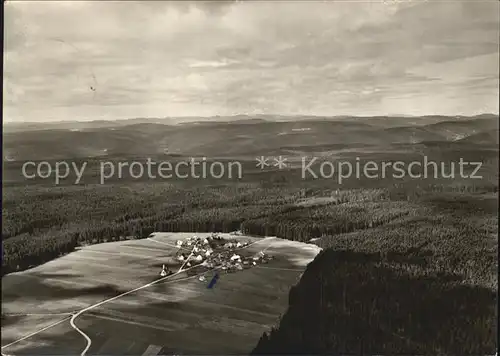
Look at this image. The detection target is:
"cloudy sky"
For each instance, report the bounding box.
[4,0,499,122]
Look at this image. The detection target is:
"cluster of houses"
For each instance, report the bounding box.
[205,248,273,274]
[168,233,273,277]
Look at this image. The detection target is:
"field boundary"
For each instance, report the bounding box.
[2,234,299,356]
[70,235,273,356]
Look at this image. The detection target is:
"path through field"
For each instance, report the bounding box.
[2,233,321,355]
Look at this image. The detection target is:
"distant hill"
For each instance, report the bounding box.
[3,115,498,161]
[458,129,499,146]
[4,114,497,133]
[424,118,498,141]
[2,118,181,133]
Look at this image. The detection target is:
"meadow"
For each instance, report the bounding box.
[2,233,320,355]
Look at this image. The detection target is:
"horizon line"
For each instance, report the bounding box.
[4,112,500,125]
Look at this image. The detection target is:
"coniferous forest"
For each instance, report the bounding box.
[2,156,498,354]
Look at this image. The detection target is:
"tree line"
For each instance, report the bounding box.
[2,184,406,275]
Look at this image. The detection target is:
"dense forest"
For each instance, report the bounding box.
[2,155,498,354]
[251,248,497,354]
[2,175,497,281]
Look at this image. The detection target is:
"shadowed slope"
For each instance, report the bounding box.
[252,249,497,355]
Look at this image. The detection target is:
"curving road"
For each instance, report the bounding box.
[70,236,273,356]
[1,236,274,355]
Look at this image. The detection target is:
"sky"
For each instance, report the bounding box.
[3,0,499,123]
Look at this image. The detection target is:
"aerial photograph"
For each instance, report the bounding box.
[2,1,498,355]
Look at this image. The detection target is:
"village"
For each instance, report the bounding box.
[159,233,274,280]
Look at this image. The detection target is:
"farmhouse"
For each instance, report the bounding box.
[169,233,274,277]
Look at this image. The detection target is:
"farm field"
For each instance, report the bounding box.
[1,232,321,355]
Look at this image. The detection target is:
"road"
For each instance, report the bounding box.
[2,235,275,356]
[70,235,273,356]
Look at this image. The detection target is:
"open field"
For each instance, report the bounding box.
[2,232,321,355]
